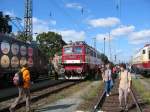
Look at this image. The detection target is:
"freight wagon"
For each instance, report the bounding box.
[0,34,48,82]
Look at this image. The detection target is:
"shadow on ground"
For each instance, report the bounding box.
[34,104,75,112]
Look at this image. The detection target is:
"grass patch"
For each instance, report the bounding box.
[132,79,150,104]
[78,81,103,111]
[81,83,101,101]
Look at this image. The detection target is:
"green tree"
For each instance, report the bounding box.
[36,31,66,58]
[0,12,12,33]
[16,32,32,42]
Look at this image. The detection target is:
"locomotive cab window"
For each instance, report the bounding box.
[64,47,72,54]
[74,47,82,54]
[142,50,145,54]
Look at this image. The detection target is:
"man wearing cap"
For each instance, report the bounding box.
[9,63,31,112]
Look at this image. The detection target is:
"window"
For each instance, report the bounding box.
[74,47,82,54]
[64,47,72,54]
[90,50,93,56]
[86,48,88,54]
[93,52,96,57]
[86,48,90,54]
[143,50,145,54]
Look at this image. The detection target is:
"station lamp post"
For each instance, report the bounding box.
[104,37,106,55]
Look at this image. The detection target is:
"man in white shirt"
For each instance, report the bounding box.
[118,63,132,110]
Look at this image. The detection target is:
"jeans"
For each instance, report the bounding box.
[105,80,111,94]
[110,79,114,90]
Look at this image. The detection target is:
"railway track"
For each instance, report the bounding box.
[92,79,143,112]
[0,80,82,112]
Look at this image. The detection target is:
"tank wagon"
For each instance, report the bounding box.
[0,34,48,82]
[132,44,150,76]
[61,41,102,79]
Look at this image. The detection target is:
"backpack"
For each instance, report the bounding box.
[13,70,25,86]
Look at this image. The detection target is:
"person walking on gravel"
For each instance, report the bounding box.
[9,63,31,112]
[102,63,112,96]
[118,63,132,110]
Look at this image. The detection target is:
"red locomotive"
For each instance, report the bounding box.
[61,41,102,79]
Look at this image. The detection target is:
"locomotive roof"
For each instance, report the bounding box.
[137,43,150,52]
[132,43,150,58]
[64,41,101,55]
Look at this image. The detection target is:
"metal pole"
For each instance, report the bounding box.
[104,37,106,56]
[109,31,111,61]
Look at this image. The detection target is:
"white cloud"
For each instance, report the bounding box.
[95,33,113,42]
[111,25,135,37]
[96,34,107,41]
[66,3,82,10]
[52,29,85,42]
[129,29,150,45]
[33,17,56,33]
[4,10,16,17]
[32,17,85,42]
[57,29,86,42]
[116,49,122,54]
[88,17,120,28]
[130,39,146,45]
[95,25,135,43]
[32,17,56,40]
[33,17,56,26]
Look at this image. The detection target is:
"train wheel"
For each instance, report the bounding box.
[88,70,95,80]
[143,71,149,77]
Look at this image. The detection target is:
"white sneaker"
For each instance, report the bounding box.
[106,94,109,96]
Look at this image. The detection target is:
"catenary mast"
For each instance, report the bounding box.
[24,0,32,42]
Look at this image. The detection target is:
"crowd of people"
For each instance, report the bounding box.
[9,57,132,112]
[100,63,132,110]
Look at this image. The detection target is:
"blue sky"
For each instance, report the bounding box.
[1,0,150,62]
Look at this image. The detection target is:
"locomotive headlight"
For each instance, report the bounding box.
[64,60,67,63]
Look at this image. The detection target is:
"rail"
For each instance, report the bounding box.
[130,87,143,112]
[91,81,143,112]
[0,80,82,112]
[92,91,106,112]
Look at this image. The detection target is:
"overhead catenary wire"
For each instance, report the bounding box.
[115,0,122,63]
[51,0,79,30]
[57,0,96,46]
